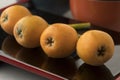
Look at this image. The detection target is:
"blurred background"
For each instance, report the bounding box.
[30,0,72,18]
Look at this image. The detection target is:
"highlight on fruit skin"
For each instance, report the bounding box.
[0,5,31,35]
[76,30,115,66]
[40,23,78,58]
[13,15,48,48]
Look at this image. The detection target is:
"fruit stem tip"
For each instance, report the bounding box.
[69,22,91,30]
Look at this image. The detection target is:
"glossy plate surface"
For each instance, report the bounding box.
[0,6,120,80]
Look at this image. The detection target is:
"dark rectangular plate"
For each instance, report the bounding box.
[0,3,120,80]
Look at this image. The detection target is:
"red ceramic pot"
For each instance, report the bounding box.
[70,0,120,32]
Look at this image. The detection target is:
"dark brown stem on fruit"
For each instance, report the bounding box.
[17,25,23,38]
[46,37,54,46]
[97,45,106,56]
[2,14,8,22]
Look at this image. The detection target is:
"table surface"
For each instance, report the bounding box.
[0,62,48,80]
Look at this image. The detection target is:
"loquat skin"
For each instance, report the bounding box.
[14,15,48,48]
[76,30,115,66]
[0,5,31,35]
[40,23,78,58]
